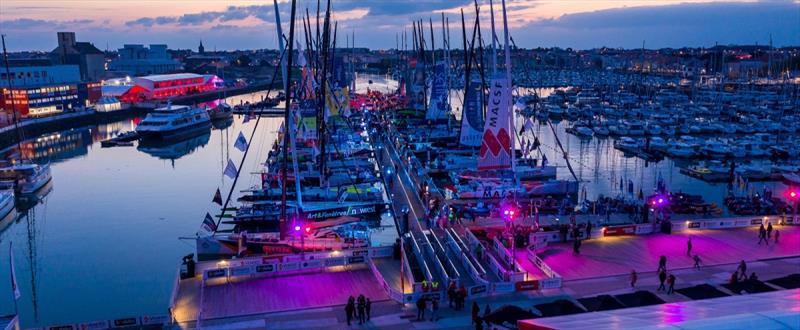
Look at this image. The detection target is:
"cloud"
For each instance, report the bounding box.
[515,1,800,48]
[0,18,94,31]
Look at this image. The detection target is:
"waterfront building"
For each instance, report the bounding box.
[110,44,183,76]
[0,64,99,120]
[112,73,222,102]
[49,32,105,81]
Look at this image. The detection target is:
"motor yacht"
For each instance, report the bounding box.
[135,103,211,141]
[0,162,53,194]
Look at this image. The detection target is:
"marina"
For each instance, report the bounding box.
[0,0,797,329]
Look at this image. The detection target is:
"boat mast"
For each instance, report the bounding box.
[489,0,498,75]
[500,0,516,173]
[280,0,298,240]
[1,35,25,158]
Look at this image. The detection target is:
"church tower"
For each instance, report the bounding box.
[198,40,205,55]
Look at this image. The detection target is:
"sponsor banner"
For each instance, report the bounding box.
[77,320,108,330]
[203,268,226,280]
[470,284,487,296]
[491,282,515,294]
[325,257,346,267]
[239,258,262,266]
[302,204,383,221]
[300,259,324,269]
[111,318,139,328]
[49,326,75,330]
[515,280,539,292]
[280,262,300,272]
[477,77,513,171]
[751,219,763,225]
[540,277,563,289]
[426,62,449,120]
[255,264,276,273]
[603,225,636,236]
[230,266,252,277]
[460,79,484,147]
[352,249,369,257]
[347,255,366,264]
[635,224,654,234]
[688,221,701,229]
[140,315,168,326]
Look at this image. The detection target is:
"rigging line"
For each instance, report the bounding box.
[213,45,287,231]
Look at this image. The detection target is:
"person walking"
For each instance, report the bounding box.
[738,260,747,278]
[457,285,467,310]
[729,271,739,284]
[345,296,355,326]
[430,298,439,322]
[447,281,456,308]
[686,237,693,256]
[774,229,780,244]
[667,274,676,294]
[658,255,667,273]
[357,294,366,324]
[767,222,773,239]
[471,302,480,325]
[630,270,638,287]
[758,224,768,245]
[657,270,667,291]
[586,221,593,239]
[366,298,372,321]
[693,255,701,269]
[416,296,427,321]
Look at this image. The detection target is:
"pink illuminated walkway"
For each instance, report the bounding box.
[538,226,800,280]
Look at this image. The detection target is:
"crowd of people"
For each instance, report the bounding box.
[344,294,372,326]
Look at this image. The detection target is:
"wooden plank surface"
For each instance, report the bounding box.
[540,226,800,280]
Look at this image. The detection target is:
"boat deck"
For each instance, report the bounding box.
[172,264,388,322]
[538,226,800,281]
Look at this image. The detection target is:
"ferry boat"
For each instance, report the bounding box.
[135,104,211,141]
[0,163,53,194]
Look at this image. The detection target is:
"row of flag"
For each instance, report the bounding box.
[199,131,249,237]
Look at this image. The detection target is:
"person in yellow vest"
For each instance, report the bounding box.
[431,281,439,291]
[422,280,429,292]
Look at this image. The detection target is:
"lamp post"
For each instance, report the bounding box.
[789,190,798,225]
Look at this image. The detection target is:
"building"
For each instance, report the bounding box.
[112,73,221,103]
[0,64,98,120]
[110,44,183,76]
[49,32,105,81]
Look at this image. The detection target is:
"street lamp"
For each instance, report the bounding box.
[788,189,798,225]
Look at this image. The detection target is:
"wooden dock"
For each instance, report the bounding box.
[172,264,389,322]
[539,226,800,281]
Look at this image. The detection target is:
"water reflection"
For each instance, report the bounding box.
[137,133,211,161]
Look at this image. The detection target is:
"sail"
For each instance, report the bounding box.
[459,79,483,147]
[408,60,426,111]
[477,77,512,171]
[426,61,449,120]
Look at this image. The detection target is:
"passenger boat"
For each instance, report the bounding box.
[0,163,53,194]
[0,189,15,220]
[208,103,233,120]
[135,103,211,141]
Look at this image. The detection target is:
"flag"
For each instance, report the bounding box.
[243,113,251,123]
[541,154,548,168]
[524,118,534,133]
[234,132,248,152]
[199,213,217,235]
[224,159,238,179]
[237,231,248,256]
[213,188,223,205]
[9,242,20,300]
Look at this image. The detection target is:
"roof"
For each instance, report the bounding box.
[137,73,203,82]
[73,42,104,55]
[519,288,800,330]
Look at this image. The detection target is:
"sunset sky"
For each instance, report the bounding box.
[1,0,798,51]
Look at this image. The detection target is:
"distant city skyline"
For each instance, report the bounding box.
[1,0,798,52]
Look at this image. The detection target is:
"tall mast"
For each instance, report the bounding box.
[500,0,515,173]
[280,0,298,240]
[274,0,287,90]
[489,0,498,75]
[1,35,24,157]
[429,17,436,64]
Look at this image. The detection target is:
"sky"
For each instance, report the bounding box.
[0,0,798,52]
